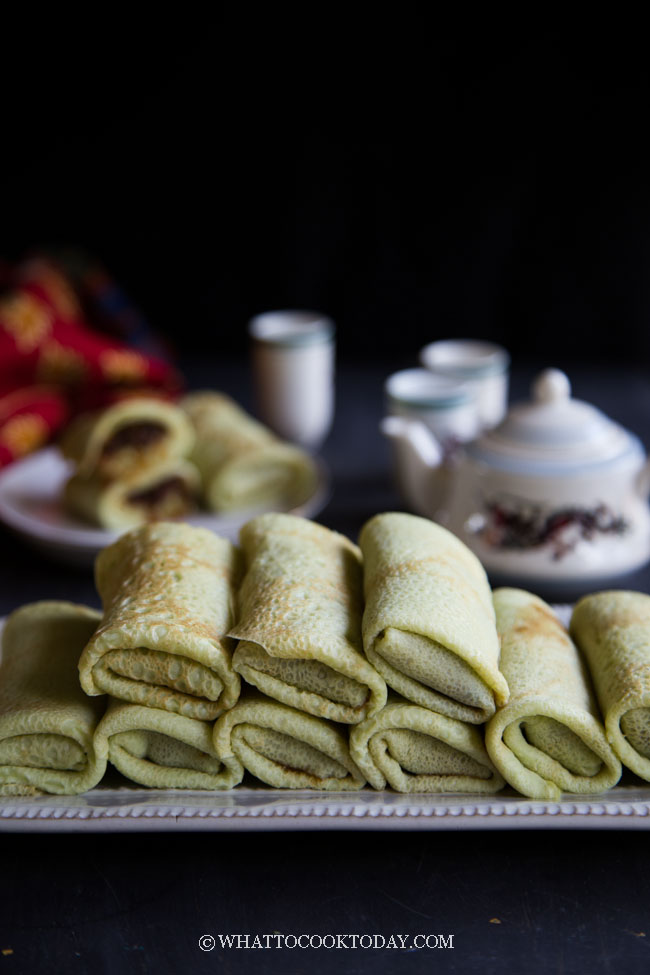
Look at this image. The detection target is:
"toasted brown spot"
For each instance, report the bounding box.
[511,603,566,643]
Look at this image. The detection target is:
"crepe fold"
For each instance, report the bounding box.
[94,699,243,790]
[79,522,243,720]
[181,391,318,512]
[0,602,107,796]
[570,590,650,782]
[485,588,621,800]
[350,700,505,793]
[60,396,195,479]
[231,513,387,724]
[64,458,200,531]
[359,512,508,724]
[214,695,365,790]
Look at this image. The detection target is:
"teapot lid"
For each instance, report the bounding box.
[466,368,643,474]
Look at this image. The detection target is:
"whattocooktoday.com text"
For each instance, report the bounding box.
[198,933,454,951]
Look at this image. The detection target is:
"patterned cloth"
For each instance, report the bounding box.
[0,258,182,469]
[48,248,173,360]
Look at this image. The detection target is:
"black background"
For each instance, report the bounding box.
[3,22,650,366]
[4,830,650,975]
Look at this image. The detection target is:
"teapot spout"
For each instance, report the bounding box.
[380,416,446,517]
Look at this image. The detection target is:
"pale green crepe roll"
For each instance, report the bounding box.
[231,513,387,724]
[570,590,650,782]
[94,699,243,790]
[350,699,505,794]
[181,391,318,512]
[485,588,621,800]
[79,522,242,720]
[60,396,195,479]
[0,602,107,796]
[64,458,200,531]
[359,512,508,724]
[214,695,365,790]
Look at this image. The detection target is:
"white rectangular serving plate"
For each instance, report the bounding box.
[3,781,650,832]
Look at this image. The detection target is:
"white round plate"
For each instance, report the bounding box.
[0,447,331,567]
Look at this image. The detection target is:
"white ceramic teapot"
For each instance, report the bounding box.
[382,368,650,590]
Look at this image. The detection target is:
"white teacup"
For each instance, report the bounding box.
[419,339,510,430]
[249,310,335,449]
[385,368,479,445]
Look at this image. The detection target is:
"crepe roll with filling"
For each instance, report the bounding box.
[79,522,242,720]
[570,590,650,782]
[64,458,200,531]
[60,396,195,479]
[181,391,318,512]
[359,512,508,724]
[231,513,387,724]
[350,699,504,794]
[0,602,107,796]
[94,699,243,790]
[214,695,365,790]
[485,588,621,800]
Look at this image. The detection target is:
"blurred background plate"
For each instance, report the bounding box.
[0,447,330,567]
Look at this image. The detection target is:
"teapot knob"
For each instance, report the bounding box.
[532,368,571,404]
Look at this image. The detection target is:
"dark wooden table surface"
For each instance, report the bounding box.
[2,357,650,975]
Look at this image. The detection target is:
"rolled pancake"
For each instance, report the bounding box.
[94,699,243,790]
[79,522,242,720]
[60,396,195,479]
[181,391,318,511]
[485,588,621,799]
[214,695,365,790]
[350,699,505,793]
[231,513,387,724]
[359,512,508,724]
[64,458,200,531]
[570,590,650,782]
[0,602,107,796]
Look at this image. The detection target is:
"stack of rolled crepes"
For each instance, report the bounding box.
[180,392,319,513]
[350,512,507,794]
[0,602,107,796]
[80,522,246,789]
[61,389,320,530]
[216,513,386,789]
[62,396,199,530]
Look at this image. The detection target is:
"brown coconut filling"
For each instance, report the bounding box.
[127,477,193,517]
[102,421,167,456]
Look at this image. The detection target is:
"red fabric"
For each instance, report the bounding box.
[0,259,182,468]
